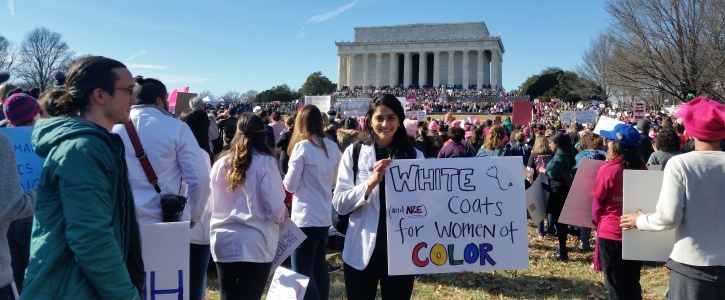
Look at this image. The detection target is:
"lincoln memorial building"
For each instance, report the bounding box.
[335,22,504,90]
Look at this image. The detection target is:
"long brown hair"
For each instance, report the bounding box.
[288,105,329,158]
[484,125,506,150]
[224,113,274,191]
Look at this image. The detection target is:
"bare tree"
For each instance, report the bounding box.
[220,90,242,103]
[16,27,75,92]
[575,33,617,101]
[0,35,17,72]
[605,0,725,103]
[197,90,213,98]
[241,90,258,103]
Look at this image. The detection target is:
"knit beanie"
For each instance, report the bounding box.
[676,97,725,142]
[403,119,418,138]
[3,93,40,126]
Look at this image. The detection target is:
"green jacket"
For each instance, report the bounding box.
[22,117,143,300]
[545,149,573,183]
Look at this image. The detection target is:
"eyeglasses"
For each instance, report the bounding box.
[109,87,134,96]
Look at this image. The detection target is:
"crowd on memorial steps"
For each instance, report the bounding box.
[1,57,724,300]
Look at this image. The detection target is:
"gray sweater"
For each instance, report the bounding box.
[0,132,35,288]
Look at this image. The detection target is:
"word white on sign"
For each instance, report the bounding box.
[622,170,675,262]
[140,222,190,300]
[384,157,529,275]
[304,96,331,114]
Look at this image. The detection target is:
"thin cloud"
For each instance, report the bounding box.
[126,48,147,62]
[307,1,357,23]
[8,0,14,18]
[294,26,309,39]
[127,63,166,70]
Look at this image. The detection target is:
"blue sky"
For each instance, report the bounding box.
[2,0,611,96]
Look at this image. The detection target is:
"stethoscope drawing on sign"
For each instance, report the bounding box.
[486,166,513,191]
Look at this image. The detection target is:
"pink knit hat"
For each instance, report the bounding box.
[428,120,438,131]
[403,119,418,137]
[676,97,725,141]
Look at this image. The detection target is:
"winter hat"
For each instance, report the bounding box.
[600,124,641,147]
[3,93,40,126]
[676,97,725,142]
[636,119,651,132]
[428,120,439,131]
[253,106,262,113]
[523,127,531,139]
[0,71,9,84]
[403,119,418,137]
[53,71,66,88]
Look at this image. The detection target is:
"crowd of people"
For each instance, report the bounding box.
[1,56,724,300]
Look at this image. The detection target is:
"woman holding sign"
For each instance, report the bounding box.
[539,132,576,261]
[592,123,646,300]
[209,113,287,300]
[333,94,423,300]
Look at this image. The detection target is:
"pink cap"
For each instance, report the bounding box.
[403,119,418,137]
[676,97,725,141]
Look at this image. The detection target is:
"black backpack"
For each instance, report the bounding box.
[334,142,361,235]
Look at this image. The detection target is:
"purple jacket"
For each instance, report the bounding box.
[437,141,475,158]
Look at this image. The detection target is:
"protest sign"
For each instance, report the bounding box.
[525,175,548,224]
[167,87,189,114]
[576,110,598,124]
[141,222,190,300]
[622,170,674,262]
[338,100,370,118]
[419,110,427,120]
[558,159,606,229]
[267,267,309,300]
[396,97,408,111]
[0,127,45,191]
[633,101,647,121]
[405,110,420,120]
[560,111,577,124]
[593,116,624,135]
[270,219,306,275]
[304,96,331,114]
[512,102,533,125]
[173,92,197,117]
[384,157,529,275]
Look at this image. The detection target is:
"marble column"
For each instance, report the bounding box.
[362,53,369,86]
[447,51,455,86]
[389,52,397,86]
[433,51,440,87]
[462,50,470,89]
[477,50,484,90]
[491,50,502,89]
[403,52,412,88]
[349,54,356,87]
[418,52,427,87]
[375,53,382,88]
[484,51,491,86]
[337,54,345,89]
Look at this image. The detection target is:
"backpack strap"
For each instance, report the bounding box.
[352,142,361,185]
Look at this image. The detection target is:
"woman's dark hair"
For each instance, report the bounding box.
[449,127,465,142]
[179,108,213,163]
[134,76,167,105]
[549,132,577,165]
[41,56,126,116]
[343,117,357,130]
[469,126,484,144]
[224,113,274,191]
[360,94,416,159]
[608,141,645,169]
[653,129,680,152]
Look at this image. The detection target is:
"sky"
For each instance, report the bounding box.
[2,0,612,96]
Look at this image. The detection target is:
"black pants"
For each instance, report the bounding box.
[599,238,642,300]
[343,240,415,300]
[215,261,271,300]
[0,283,17,300]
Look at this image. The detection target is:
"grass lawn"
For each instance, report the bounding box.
[205,220,669,299]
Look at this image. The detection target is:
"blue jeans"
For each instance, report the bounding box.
[580,227,592,250]
[292,227,329,300]
[189,243,210,300]
[536,214,556,236]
